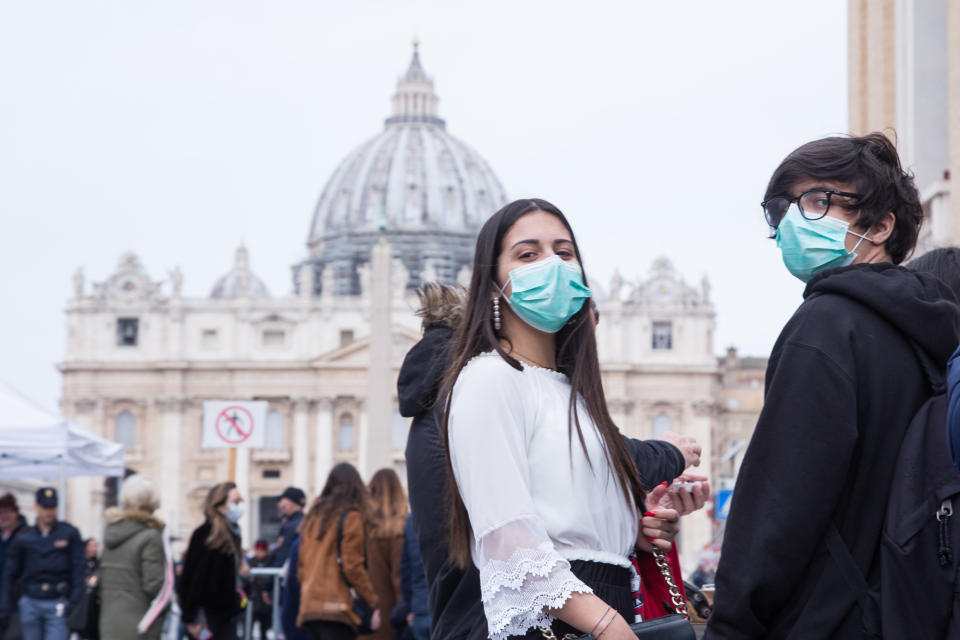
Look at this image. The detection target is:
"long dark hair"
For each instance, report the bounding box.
[302,462,370,540]
[367,468,408,538]
[440,198,645,568]
[203,482,239,555]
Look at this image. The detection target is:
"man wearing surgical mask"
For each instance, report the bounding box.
[704,133,960,639]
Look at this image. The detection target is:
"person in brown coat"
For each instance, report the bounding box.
[298,463,380,640]
[359,469,406,640]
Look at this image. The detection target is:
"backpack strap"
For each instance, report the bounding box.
[335,508,356,590]
[825,524,869,611]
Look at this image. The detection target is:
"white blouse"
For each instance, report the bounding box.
[448,352,639,639]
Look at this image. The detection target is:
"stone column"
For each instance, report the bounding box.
[156,397,189,538]
[949,0,960,245]
[313,399,334,495]
[235,447,252,545]
[292,398,311,491]
[607,399,634,438]
[365,237,394,478]
[677,399,717,574]
[357,402,369,479]
[67,398,99,537]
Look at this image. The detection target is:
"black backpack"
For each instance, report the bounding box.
[827,350,960,638]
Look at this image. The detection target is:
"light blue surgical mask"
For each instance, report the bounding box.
[776,204,872,283]
[226,501,245,523]
[498,255,591,333]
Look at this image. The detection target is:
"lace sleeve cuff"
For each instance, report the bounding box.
[480,540,593,639]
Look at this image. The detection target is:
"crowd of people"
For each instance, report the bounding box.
[3,130,960,639]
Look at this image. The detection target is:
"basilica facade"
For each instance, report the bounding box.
[58,46,763,572]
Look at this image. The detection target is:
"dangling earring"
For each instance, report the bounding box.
[492,297,502,332]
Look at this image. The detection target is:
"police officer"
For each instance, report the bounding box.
[272,487,304,567]
[0,488,84,640]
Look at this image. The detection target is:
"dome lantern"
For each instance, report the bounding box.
[386,42,445,128]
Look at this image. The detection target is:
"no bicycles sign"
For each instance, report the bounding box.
[202,401,267,449]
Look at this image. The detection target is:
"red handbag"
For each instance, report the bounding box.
[630,545,688,621]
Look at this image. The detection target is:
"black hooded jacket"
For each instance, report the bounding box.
[705,264,960,640]
[400,323,686,640]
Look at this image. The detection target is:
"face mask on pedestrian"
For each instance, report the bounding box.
[497,254,592,333]
[226,501,245,523]
[776,204,872,283]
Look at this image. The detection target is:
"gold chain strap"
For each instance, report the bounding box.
[652,547,689,620]
[538,627,578,640]
[539,548,689,638]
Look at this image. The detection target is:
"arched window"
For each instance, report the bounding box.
[338,413,355,452]
[115,411,136,449]
[653,413,672,439]
[265,410,285,449]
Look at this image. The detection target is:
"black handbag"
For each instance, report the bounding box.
[574,615,694,640]
[335,509,375,634]
[67,581,100,640]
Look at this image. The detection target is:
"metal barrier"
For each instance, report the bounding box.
[244,567,285,640]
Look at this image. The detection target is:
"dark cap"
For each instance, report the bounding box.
[254,539,269,551]
[36,487,58,507]
[277,487,305,506]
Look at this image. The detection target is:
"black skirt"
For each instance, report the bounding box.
[513,560,632,639]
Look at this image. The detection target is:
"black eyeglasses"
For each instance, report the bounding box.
[761,189,861,229]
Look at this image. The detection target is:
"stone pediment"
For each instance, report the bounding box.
[91,253,164,302]
[250,313,297,328]
[310,325,421,366]
[626,257,711,310]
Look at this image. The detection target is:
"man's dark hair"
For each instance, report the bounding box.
[764,132,923,264]
[907,247,960,302]
[0,492,18,513]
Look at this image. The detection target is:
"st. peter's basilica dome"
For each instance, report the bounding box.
[298,44,508,295]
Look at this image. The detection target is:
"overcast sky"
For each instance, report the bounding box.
[0,0,848,411]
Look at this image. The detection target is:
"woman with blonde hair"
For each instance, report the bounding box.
[298,462,380,640]
[99,475,174,640]
[178,482,249,640]
[359,469,407,640]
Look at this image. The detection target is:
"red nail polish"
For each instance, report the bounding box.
[644,511,656,517]
[660,481,669,487]
[646,537,656,542]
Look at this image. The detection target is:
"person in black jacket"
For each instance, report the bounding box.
[0,493,27,640]
[704,133,960,639]
[246,540,273,640]
[400,283,706,640]
[908,247,960,474]
[398,514,428,640]
[178,482,249,640]
[272,487,305,567]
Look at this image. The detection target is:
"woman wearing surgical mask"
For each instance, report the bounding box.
[442,199,676,640]
[178,481,250,640]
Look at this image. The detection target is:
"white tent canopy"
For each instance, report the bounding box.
[0,380,124,479]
